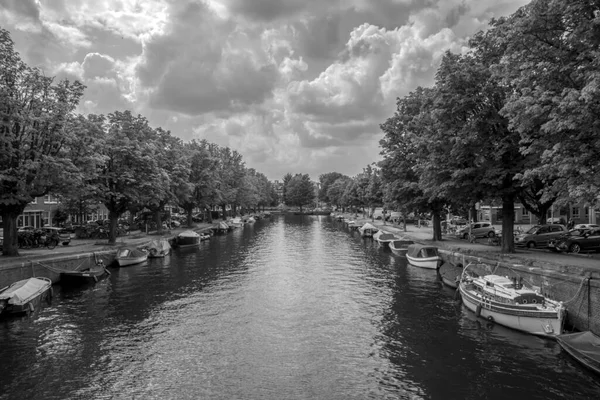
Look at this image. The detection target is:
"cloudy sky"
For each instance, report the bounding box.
[1,0,529,181]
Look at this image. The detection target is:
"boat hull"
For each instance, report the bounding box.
[0,277,53,316]
[557,332,600,375]
[61,266,108,284]
[406,255,441,269]
[116,256,147,267]
[459,283,563,336]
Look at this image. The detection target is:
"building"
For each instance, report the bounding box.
[478,203,598,225]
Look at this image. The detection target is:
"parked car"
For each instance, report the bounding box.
[547,228,591,252]
[573,224,600,230]
[515,224,568,248]
[457,222,495,239]
[41,227,71,246]
[553,228,600,254]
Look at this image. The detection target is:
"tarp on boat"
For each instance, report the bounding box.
[373,231,396,241]
[359,223,378,232]
[116,247,147,258]
[216,222,229,230]
[557,331,600,373]
[178,230,200,238]
[147,239,171,254]
[406,244,439,259]
[0,278,50,305]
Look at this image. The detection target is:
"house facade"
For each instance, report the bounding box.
[478,203,599,225]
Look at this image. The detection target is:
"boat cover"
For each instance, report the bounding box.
[558,331,600,366]
[147,239,171,253]
[178,230,200,238]
[0,278,49,305]
[359,223,378,231]
[390,240,414,248]
[217,222,229,230]
[116,247,147,258]
[406,244,439,259]
[374,231,397,241]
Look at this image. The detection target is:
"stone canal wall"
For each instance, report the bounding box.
[0,250,117,286]
[440,249,600,335]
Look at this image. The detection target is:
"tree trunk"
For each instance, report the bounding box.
[432,212,442,241]
[1,205,25,257]
[501,193,516,253]
[470,204,478,222]
[221,204,227,219]
[185,205,194,227]
[154,209,163,234]
[207,206,213,223]
[108,210,120,245]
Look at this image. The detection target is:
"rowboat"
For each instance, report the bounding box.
[458,264,566,337]
[61,263,110,285]
[557,331,600,375]
[373,231,398,248]
[114,247,148,267]
[389,239,414,256]
[405,244,442,269]
[0,277,53,316]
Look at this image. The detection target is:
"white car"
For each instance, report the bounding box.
[573,224,600,230]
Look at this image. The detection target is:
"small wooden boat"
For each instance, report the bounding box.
[211,221,230,234]
[389,239,414,256]
[146,238,172,257]
[114,247,148,267]
[459,264,566,337]
[406,244,443,269]
[557,331,600,375]
[61,263,110,285]
[373,231,398,248]
[177,230,201,247]
[358,223,378,238]
[0,277,53,316]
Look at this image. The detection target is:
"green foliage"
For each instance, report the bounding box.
[286,174,315,211]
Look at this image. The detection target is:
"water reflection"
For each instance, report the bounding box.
[0,215,598,400]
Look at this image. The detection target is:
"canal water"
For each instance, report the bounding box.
[0,215,598,400]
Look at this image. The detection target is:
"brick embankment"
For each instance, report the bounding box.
[0,223,215,287]
[340,215,600,334]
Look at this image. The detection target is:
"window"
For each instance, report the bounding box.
[44,195,59,204]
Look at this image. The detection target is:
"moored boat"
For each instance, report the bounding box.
[146,238,172,258]
[0,277,53,316]
[458,264,566,337]
[60,263,110,285]
[556,331,600,375]
[358,223,378,238]
[405,244,442,269]
[177,230,201,247]
[373,231,398,248]
[114,247,148,267]
[389,239,414,256]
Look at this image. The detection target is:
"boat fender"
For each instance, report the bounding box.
[487,316,494,323]
[28,302,35,312]
[475,304,482,317]
[454,289,461,302]
[46,288,53,305]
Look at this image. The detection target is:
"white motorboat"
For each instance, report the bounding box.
[389,239,414,256]
[405,244,442,269]
[0,277,53,315]
[459,264,566,337]
[373,231,398,247]
[177,230,201,247]
[146,238,172,258]
[114,247,148,267]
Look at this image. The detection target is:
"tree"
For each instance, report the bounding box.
[286,174,315,212]
[89,111,161,244]
[282,173,292,206]
[318,172,347,206]
[0,28,85,255]
[495,0,600,205]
